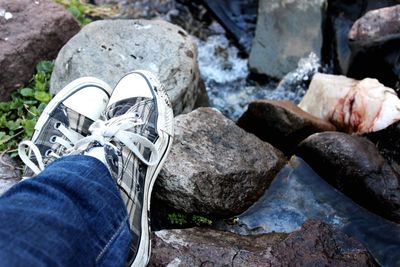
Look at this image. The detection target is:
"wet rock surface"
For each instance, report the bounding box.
[0,0,80,100]
[237,99,336,156]
[348,4,400,90]
[297,132,400,222]
[150,220,376,266]
[364,121,400,166]
[50,19,206,115]
[249,0,325,79]
[322,0,399,87]
[217,156,400,267]
[153,107,286,216]
[0,154,21,195]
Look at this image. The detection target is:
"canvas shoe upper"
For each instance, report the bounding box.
[72,70,174,266]
[106,71,173,267]
[18,77,112,176]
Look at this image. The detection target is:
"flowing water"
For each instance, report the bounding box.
[116,0,321,120]
[195,22,321,120]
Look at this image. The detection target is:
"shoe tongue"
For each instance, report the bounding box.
[105,97,150,119]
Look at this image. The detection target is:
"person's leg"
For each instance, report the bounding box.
[10,70,173,266]
[0,155,132,266]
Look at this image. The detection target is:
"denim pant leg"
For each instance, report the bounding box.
[0,155,132,267]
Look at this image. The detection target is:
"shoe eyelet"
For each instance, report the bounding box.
[45,149,53,157]
[50,136,57,143]
[134,112,141,119]
[54,122,62,129]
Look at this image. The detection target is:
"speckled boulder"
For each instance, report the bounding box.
[50,19,206,115]
[0,0,80,99]
[154,107,286,216]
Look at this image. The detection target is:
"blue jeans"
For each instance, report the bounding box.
[0,155,132,266]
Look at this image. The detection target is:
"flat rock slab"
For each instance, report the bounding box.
[238,99,335,155]
[50,19,205,115]
[150,220,376,266]
[297,132,400,222]
[249,0,325,78]
[0,0,80,100]
[217,156,400,267]
[154,107,286,216]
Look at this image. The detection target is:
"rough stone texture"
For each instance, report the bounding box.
[249,0,326,79]
[298,73,400,134]
[153,107,286,216]
[0,0,80,100]
[93,0,123,4]
[348,5,400,45]
[150,220,377,266]
[0,154,21,195]
[364,121,400,166]
[322,0,399,87]
[296,132,400,222]
[347,4,400,90]
[237,100,335,155]
[217,156,400,267]
[50,19,206,115]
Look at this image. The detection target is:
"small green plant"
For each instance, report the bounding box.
[167,212,213,226]
[168,212,187,225]
[0,60,54,156]
[192,215,213,226]
[55,0,92,25]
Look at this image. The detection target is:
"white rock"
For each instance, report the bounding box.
[299,73,400,133]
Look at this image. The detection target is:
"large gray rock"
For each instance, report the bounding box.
[249,0,326,79]
[50,19,206,115]
[0,0,80,100]
[154,107,286,216]
[297,132,400,223]
[218,156,400,267]
[150,221,376,266]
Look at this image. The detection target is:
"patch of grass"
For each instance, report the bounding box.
[167,212,213,227]
[0,61,54,156]
[54,0,119,24]
[192,214,212,226]
[55,0,92,25]
[168,212,188,226]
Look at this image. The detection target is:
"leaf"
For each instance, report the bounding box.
[35,81,46,92]
[34,72,46,83]
[68,5,81,18]
[34,91,52,103]
[0,131,7,141]
[23,119,36,137]
[6,120,21,131]
[20,87,34,97]
[36,61,54,73]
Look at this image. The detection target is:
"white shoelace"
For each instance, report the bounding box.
[75,111,159,166]
[18,110,159,175]
[18,123,81,175]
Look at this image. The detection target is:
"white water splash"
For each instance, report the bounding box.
[194,22,322,120]
[196,29,247,83]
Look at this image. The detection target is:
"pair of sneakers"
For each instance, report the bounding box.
[18,70,174,266]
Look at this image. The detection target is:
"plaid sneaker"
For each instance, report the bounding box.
[18,77,112,176]
[72,70,174,266]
